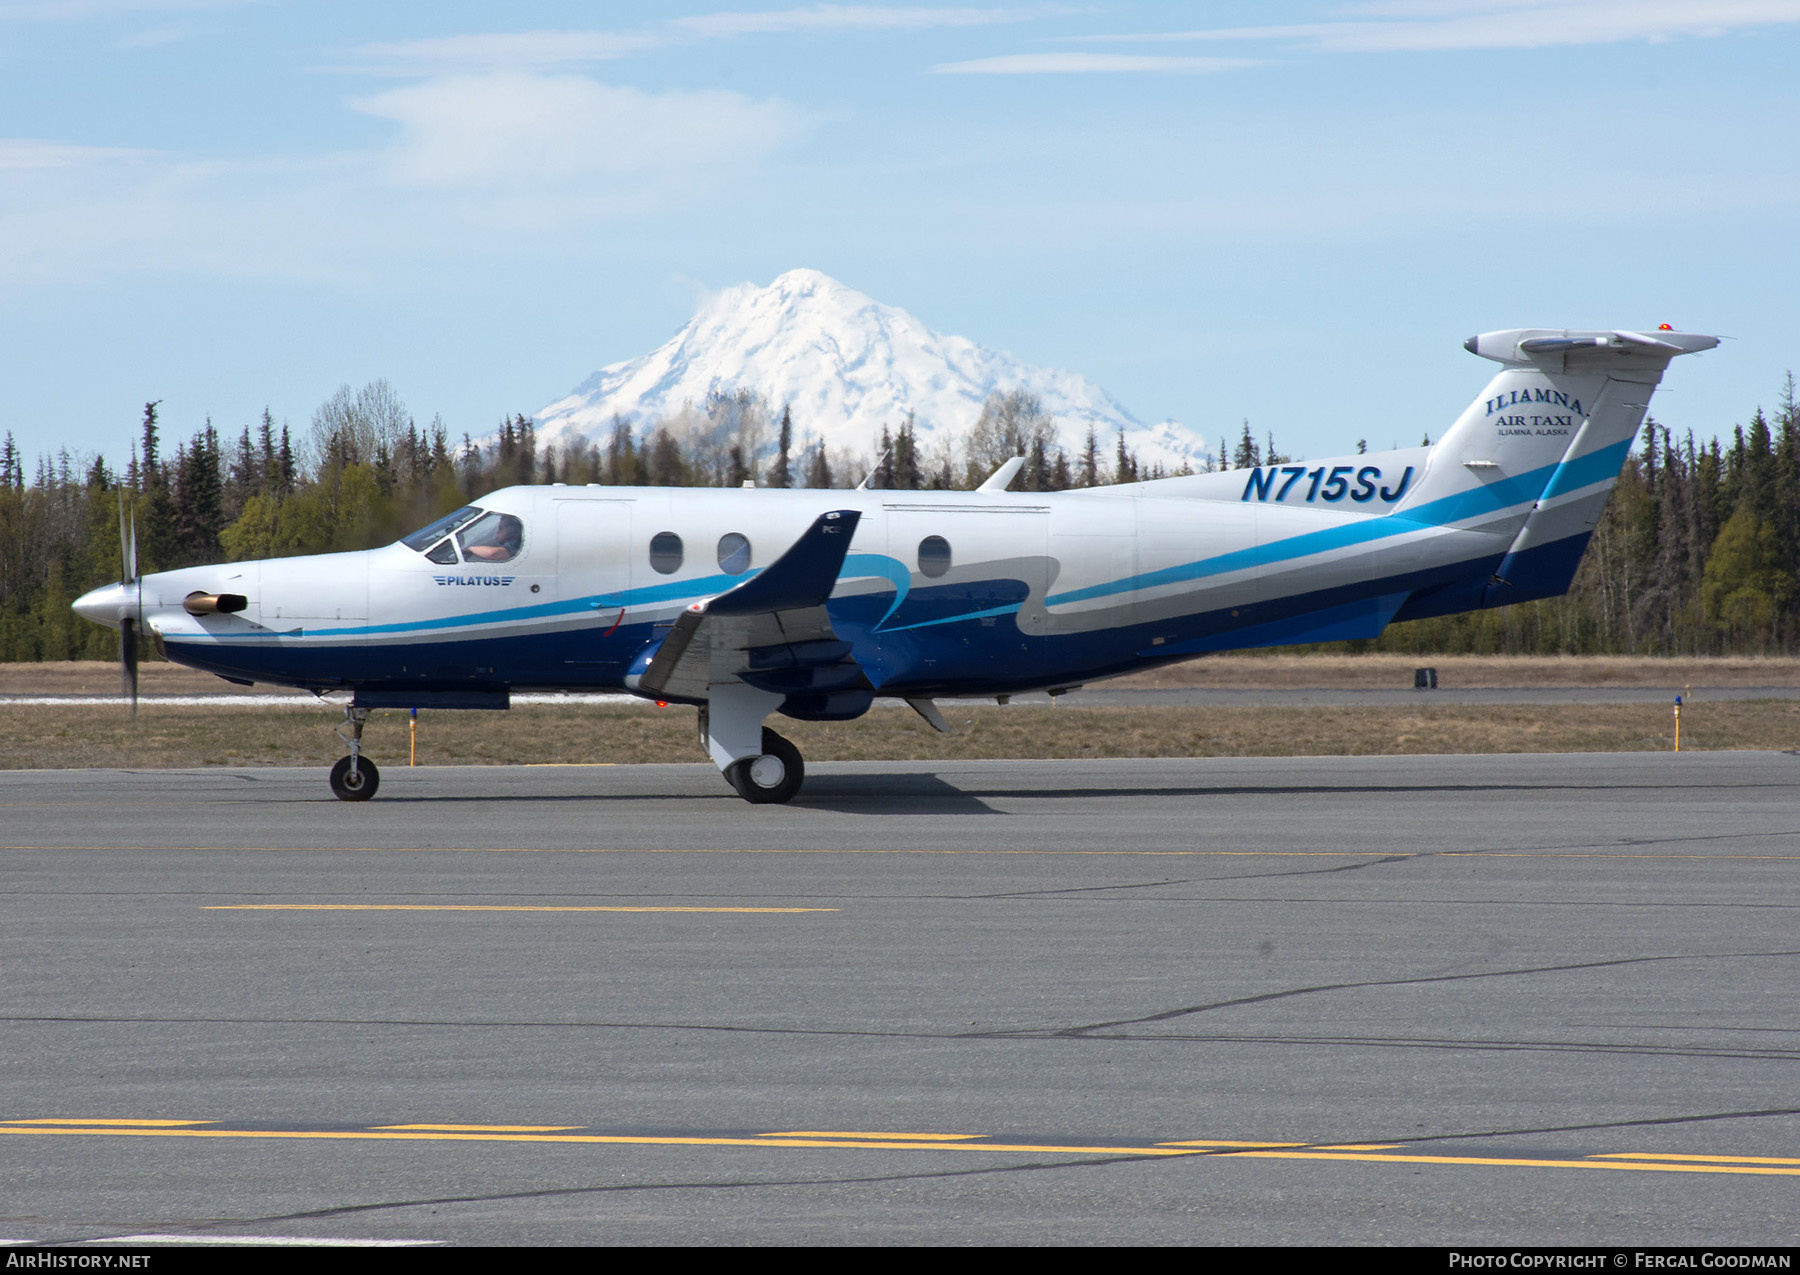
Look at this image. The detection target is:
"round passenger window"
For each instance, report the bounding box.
[918,535,951,578]
[717,532,752,575]
[649,531,684,575]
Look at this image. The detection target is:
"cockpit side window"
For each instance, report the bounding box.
[402,506,484,553]
[424,539,459,565]
[458,512,525,563]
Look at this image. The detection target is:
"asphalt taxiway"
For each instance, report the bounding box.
[2,753,1797,1246]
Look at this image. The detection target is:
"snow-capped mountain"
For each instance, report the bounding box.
[534,269,1211,474]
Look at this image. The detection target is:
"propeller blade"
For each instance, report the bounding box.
[117,492,137,584]
[117,491,140,723]
[121,613,139,724]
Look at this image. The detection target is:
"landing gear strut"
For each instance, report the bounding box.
[725,728,804,805]
[330,705,381,802]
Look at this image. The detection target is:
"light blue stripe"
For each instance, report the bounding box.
[1541,439,1631,501]
[298,570,760,639]
[881,602,1023,632]
[261,554,914,641]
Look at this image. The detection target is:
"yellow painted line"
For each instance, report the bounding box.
[762,1131,980,1141]
[202,904,837,914]
[1225,1149,1800,1177]
[373,1123,583,1132]
[1314,1143,1404,1151]
[2,846,1365,857]
[0,1118,209,1127]
[1593,1152,1800,1166]
[0,1125,1201,1157]
[1157,1139,1307,1148]
[2,1123,1796,1178]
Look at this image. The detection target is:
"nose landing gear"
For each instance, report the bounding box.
[330,705,381,801]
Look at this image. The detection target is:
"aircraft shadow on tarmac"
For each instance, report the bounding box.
[368,771,1006,814]
[773,774,1674,813]
[798,775,1714,809]
[789,771,1000,814]
[367,772,1747,816]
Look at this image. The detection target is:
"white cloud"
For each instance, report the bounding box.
[346,30,660,76]
[349,74,810,215]
[0,139,160,168]
[0,140,335,286]
[0,71,815,281]
[934,52,1261,74]
[1072,0,1800,54]
[672,5,1036,39]
[341,9,1038,76]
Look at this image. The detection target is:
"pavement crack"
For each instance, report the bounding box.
[1394,1105,1800,1148]
[1060,1032,1800,1062]
[966,879,1194,899]
[1497,826,1800,856]
[1008,949,1800,1038]
[163,1154,1163,1229]
[1204,853,1415,881]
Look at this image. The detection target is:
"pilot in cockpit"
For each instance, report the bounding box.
[459,512,524,563]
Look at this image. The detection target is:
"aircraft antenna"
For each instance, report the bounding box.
[855,446,892,491]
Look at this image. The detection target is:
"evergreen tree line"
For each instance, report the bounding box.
[1352,377,1800,657]
[2,376,1795,661]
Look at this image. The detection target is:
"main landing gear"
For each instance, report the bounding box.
[702,684,805,805]
[330,704,381,802]
[725,728,804,804]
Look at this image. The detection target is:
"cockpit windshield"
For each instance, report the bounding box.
[401,506,484,553]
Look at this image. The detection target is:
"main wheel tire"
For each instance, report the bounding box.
[329,755,380,802]
[725,729,804,804]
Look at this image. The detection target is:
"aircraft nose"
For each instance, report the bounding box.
[72,582,129,629]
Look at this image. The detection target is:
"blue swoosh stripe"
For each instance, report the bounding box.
[1045,439,1631,609]
[842,552,913,629]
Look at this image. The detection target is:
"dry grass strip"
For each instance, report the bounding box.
[4,700,1796,770]
[8,654,1800,697]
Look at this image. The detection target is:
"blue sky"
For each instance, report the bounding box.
[4,1,1798,469]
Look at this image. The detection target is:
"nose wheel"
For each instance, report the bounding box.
[329,754,381,801]
[330,704,381,801]
[725,729,804,804]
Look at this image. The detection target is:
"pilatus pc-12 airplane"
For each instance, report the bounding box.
[74,327,1716,803]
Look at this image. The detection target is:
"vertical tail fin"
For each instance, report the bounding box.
[1398,328,1716,604]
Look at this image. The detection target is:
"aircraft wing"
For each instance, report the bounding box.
[635,509,864,703]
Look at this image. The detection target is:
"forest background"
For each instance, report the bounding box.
[3,372,1797,665]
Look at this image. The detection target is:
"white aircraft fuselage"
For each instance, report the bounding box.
[73,327,1718,801]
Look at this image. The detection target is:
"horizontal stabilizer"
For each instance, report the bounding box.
[1465,328,1717,365]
